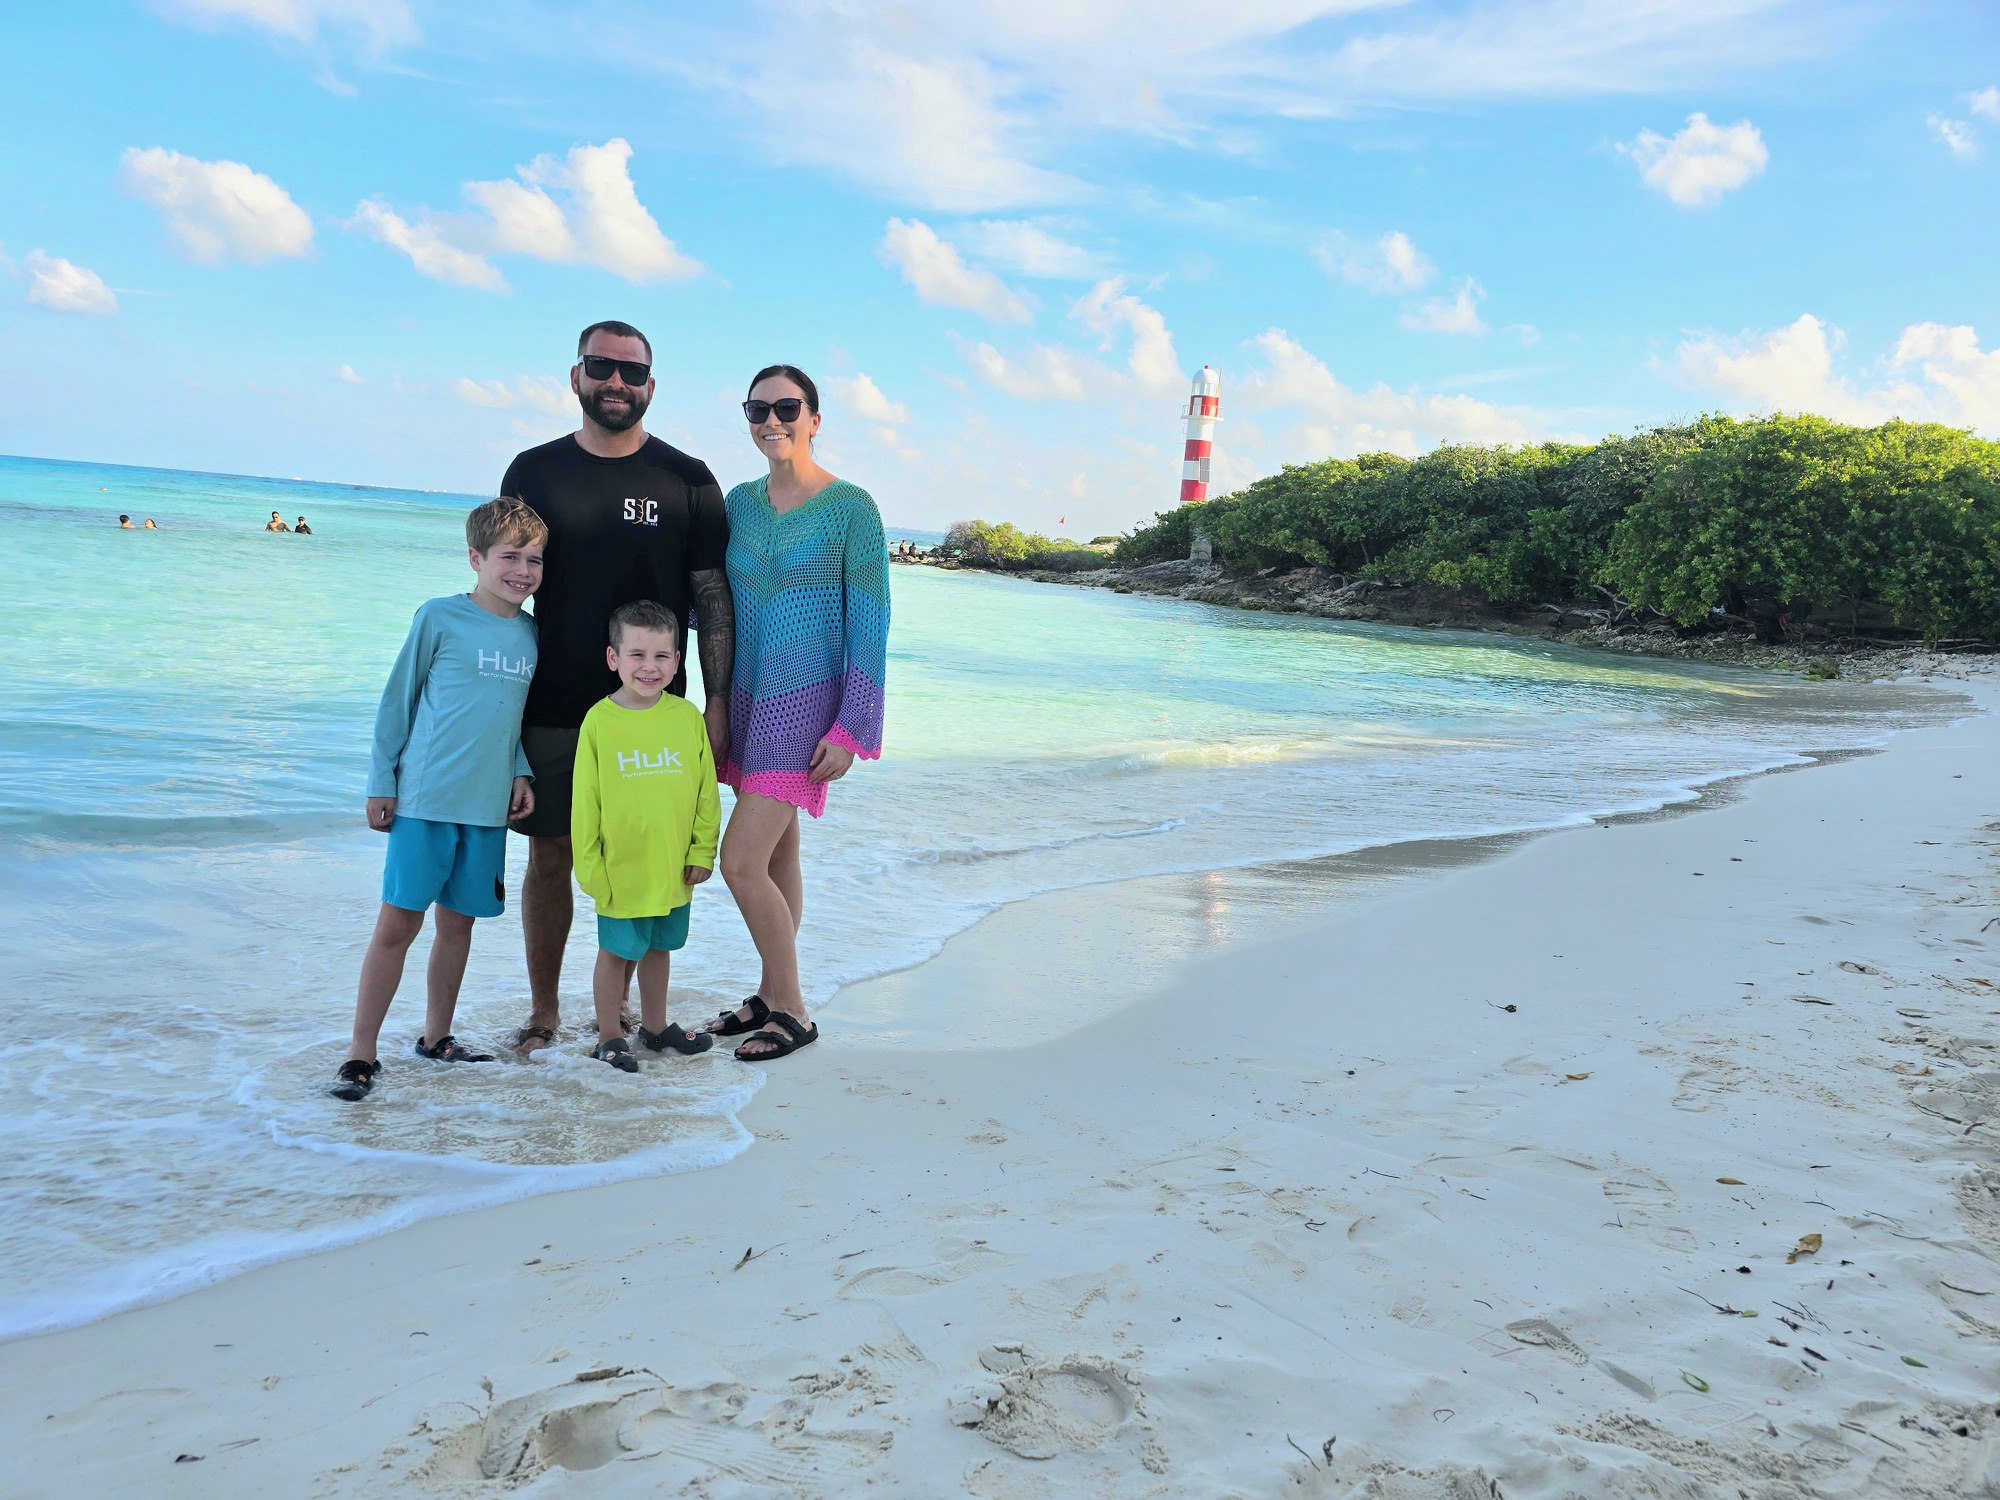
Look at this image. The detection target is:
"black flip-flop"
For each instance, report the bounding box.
[593,1037,639,1073]
[640,1022,714,1056]
[734,1011,818,1062]
[709,995,771,1037]
[414,1033,495,1062]
[330,1058,380,1101]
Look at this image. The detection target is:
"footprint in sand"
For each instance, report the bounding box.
[840,1245,1026,1299]
[952,1355,1145,1463]
[1504,1317,1590,1367]
[1602,1170,1698,1254]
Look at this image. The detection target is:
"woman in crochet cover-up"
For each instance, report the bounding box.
[711,364,889,1061]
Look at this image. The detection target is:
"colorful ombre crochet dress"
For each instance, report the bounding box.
[720,477,889,818]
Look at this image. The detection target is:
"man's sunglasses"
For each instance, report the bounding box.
[743,398,806,423]
[578,355,652,385]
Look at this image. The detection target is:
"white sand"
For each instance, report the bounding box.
[10,682,2000,1498]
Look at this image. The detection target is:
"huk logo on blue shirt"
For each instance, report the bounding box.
[622,497,659,526]
[617,747,684,775]
[477,650,534,681]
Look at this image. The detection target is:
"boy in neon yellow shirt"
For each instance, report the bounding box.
[573,600,720,1070]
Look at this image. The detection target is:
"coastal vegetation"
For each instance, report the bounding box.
[937,518,1108,572]
[1109,415,2000,644]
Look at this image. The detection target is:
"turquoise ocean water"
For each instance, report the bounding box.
[0,453,1967,1340]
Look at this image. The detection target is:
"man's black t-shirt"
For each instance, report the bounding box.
[500,434,728,728]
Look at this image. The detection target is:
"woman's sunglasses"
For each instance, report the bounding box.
[578,355,652,385]
[743,398,806,424]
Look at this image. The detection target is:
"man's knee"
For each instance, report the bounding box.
[526,835,572,883]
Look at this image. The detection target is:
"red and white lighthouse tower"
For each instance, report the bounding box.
[1179,365,1221,504]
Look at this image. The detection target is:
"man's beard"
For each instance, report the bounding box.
[582,385,649,432]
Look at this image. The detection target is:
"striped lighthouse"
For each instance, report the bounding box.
[1179,365,1221,504]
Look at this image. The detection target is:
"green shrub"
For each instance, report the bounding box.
[941,519,1111,573]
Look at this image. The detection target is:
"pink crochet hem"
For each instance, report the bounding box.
[825,724,881,760]
[724,767,827,819]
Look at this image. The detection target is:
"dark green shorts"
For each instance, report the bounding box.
[512,724,579,840]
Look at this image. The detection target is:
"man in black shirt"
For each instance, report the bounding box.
[501,319,735,1053]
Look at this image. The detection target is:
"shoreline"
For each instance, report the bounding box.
[906,556,1998,679]
[10,681,2000,1495]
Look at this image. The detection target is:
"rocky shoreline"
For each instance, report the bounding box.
[902,555,1999,680]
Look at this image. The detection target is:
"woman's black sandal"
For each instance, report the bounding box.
[414,1034,495,1062]
[640,1022,713,1056]
[709,995,771,1037]
[734,1011,818,1062]
[512,1024,556,1054]
[330,1058,380,1101]
[593,1037,639,1073]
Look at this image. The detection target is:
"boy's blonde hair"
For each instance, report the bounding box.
[467,495,548,553]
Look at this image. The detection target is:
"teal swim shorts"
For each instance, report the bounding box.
[596,903,691,960]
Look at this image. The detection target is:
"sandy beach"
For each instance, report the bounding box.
[11,677,2000,1498]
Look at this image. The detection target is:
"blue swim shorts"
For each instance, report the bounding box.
[382,817,507,918]
[596,904,691,960]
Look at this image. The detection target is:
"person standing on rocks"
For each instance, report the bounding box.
[501,320,734,1055]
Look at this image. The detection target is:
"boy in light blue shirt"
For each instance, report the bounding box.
[331,497,546,1101]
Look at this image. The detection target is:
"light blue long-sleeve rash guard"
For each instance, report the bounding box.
[367,593,537,826]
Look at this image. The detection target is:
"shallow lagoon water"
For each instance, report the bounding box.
[0,453,1967,1338]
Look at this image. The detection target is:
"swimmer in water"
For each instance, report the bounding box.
[267,511,290,532]
[294,516,312,535]
[118,514,135,528]
[143,519,159,529]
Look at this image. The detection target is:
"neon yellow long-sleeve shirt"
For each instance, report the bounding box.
[571,694,721,918]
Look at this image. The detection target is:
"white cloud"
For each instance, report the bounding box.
[879,218,1031,323]
[955,220,1099,278]
[1930,114,1980,161]
[1073,277,1182,392]
[22,251,117,315]
[466,140,698,282]
[1619,112,1769,208]
[1400,277,1487,336]
[1892,323,2000,433]
[1314,230,1434,293]
[963,275,1183,401]
[453,375,574,417]
[350,200,503,289]
[965,340,1101,402]
[1970,86,2000,123]
[119,147,314,264]
[829,373,910,424]
[353,139,698,289]
[152,0,415,50]
[335,363,363,384]
[1670,314,2000,434]
[1235,329,1539,457]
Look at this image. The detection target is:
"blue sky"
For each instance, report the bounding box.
[2,1,1996,534]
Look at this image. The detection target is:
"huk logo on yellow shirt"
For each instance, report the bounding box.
[616,748,683,775]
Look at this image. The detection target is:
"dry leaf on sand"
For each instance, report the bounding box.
[1786,1233,1823,1264]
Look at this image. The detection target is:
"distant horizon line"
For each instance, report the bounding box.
[0,451,945,535]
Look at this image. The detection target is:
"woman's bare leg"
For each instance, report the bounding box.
[770,810,803,933]
[720,793,806,1030]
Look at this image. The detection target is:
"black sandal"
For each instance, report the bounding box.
[734,1011,818,1062]
[709,995,771,1037]
[330,1058,380,1101]
[512,1024,556,1054]
[415,1034,495,1063]
[593,1037,639,1073]
[640,1022,713,1056]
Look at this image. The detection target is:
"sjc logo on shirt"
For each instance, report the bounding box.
[622,497,659,526]
[616,748,684,776]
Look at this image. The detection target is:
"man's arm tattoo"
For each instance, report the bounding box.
[690,567,735,696]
